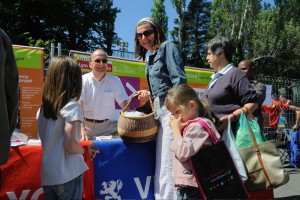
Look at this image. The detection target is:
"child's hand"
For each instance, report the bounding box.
[169,115,184,137]
[81,126,88,141]
[88,145,100,160]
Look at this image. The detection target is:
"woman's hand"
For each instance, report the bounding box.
[137,90,150,103]
[217,111,240,131]
[216,116,229,131]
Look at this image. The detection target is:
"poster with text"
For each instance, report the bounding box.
[14,45,44,139]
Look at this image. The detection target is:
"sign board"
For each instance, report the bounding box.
[14,45,44,139]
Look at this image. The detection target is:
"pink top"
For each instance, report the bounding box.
[170,117,221,188]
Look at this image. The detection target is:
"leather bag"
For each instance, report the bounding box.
[187,119,249,199]
[239,107,289,191]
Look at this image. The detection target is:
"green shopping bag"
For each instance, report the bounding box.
[235,110,266,149]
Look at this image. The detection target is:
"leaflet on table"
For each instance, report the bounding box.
[11,131,28,146]
[11,131,41,146]
[94,135,121,141]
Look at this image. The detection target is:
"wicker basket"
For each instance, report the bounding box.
[118,93,158,143]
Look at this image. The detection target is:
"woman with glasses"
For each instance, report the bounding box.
[135,17,187,199]
[80,49,129,140]
[204,36,257,133]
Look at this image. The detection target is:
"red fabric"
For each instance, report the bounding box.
[0,142,95,200]
[0,145,44,200]
[262,100,290,128]
[248,189,274,199]
[81,141,96,200]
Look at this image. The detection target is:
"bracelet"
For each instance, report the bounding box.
[231,113,237,121]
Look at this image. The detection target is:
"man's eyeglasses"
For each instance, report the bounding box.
[93,59,107,64]
[136,30,154,40]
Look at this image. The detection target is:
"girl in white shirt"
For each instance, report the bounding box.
[37,56,99,200]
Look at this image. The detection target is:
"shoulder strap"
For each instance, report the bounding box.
[241,107,273,187]
[184,119,218,144]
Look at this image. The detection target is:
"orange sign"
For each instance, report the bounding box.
[13,45,44,139]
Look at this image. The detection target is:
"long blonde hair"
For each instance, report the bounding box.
[42,56,82,119]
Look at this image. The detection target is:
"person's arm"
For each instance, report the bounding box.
[164,42,187,86]
[64,120,84,154]
[78,99,88,141]
[255,82,266,106]
[170,120,217,162]
[288,105,300,111]
[217,104,258,132]
[1,29,19,135]
[293,111,300,130]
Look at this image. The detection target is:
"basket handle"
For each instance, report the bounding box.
[122,93,154,112]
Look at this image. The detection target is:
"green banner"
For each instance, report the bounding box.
[73,53,90,62]
[13,46,43,69]
[110,59,146,78]
[185,68,213,84]
[110,58,213,84]
[70,50,213,85]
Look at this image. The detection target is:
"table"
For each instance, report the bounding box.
[0,139,156,200]
[93,139,156,200]
[0,142,94,200]
[0,145,43,200]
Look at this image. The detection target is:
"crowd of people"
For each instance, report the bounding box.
[2,16,300,199]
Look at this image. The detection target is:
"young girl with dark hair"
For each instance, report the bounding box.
[37,56,99,200]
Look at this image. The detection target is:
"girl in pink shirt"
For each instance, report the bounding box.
[165,84,220,199]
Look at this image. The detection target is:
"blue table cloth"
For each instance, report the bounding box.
[93,138,156,199]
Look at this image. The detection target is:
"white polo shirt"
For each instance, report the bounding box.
[81,72,128,120]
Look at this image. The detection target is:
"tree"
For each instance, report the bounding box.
[210,0,261,63]
[170,0,187,49]
[182,0,211,68]
[0,0,120,54]
[151,0,168,38]
[251,8,300,78]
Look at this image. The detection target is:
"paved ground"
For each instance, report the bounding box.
[274,149,300,199]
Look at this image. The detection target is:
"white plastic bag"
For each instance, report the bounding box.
[222,116,248,182]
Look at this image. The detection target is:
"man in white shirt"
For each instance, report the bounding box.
[80,49,129,140]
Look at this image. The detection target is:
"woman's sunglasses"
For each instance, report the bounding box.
[136,30,154,40]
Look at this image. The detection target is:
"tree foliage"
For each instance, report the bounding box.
[181,0,211,68]
[0,0,120,54]
[151,0,168,38]
[1,0,300,78]
[170,0,187,49]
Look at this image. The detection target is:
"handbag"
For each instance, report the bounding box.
[222,116,248,182]
[238,107,289,191]
[236,109,265,149]
[187,119,249,200]
[117,93,158,143]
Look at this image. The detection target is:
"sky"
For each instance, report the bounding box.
[113,0,274,53]
[113,0,178,52]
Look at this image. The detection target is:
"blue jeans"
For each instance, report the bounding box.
[43,174,83,200]
[177,186,202,200]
